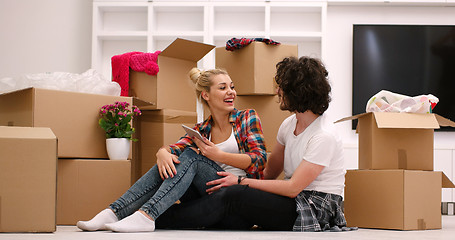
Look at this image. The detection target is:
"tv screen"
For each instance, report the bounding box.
[352,24,455,131]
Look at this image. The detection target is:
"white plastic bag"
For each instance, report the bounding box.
[0,69,121,96]
[366,90,438,114]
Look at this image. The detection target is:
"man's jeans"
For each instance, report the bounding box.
[109,148,224,220]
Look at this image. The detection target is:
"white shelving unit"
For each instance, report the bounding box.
[91,1,326,79]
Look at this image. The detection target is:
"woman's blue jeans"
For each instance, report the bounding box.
[109,148,224,220]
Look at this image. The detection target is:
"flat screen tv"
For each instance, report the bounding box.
[352,24,455,131]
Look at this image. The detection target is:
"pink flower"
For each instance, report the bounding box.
[99,101,141,140]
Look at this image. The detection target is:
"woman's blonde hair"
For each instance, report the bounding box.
[188,68,228,106]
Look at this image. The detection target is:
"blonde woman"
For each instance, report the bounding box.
[77,68,266,232]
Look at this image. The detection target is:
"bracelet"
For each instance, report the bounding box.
[238,176,245,184]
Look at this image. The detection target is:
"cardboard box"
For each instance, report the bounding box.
[216,42,298,95]
[335,112,455,170]
[57,159,131,225]
[233,95,291,152]
[0,126,57,233]
[129,38,215,112]
[133,109,197,181]
[344,169,455,230]
[0,87,132,158]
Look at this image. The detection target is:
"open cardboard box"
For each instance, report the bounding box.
[216,42,298,95]
[336,112,455,170]
[0,87,133,159]
[0,126,57,233]
[129,38,215,112]
[344,169,455,230]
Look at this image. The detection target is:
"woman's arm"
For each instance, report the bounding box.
[206,158,324,198]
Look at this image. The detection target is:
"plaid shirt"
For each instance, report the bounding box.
[293,190,355,232]
[168,109,267,179]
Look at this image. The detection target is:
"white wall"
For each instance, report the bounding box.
[0,0,92,78]
[325,5,455,149]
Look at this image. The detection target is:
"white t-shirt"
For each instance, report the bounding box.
[213,128,247,177]
[277,114,345,196]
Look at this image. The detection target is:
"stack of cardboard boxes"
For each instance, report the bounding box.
[337,112,455,230]
[215,42,298,152]
[0,88,133,232]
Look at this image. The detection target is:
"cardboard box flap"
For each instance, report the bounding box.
[133,97,156,110]
[334,112,370,124]
[335,112,440,129]
[434,114,455,127]
[161,109,197,123]
[141,109,197,124]
[0,126,56,139]
[373,112,440,129]
[442,172,455,188]
[160,38,215,62]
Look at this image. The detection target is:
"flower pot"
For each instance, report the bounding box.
[106,138,130,160]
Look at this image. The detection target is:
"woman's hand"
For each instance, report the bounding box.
[156,147,180,179]
[206,172,238,194]
[192,137,223,161]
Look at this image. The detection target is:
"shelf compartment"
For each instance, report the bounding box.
[213,6,266,32]
[96,5,148,32]
[270,6,322,33]
[151,6,204,32]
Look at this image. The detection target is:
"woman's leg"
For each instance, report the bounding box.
[139,148,223,220]
[106,148,224,232]
[77,164,163,231]
[109,164,163,219]
[156,185,297,231]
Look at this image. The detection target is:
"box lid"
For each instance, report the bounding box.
[335,112,441,129]
[160,38,215,62]
[434,114,455,127]
[0,126,56,139]
[442,172,455,188]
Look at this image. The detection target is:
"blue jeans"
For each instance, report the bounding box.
[109,148,224,220]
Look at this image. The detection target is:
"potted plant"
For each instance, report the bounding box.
[99,101,141,160]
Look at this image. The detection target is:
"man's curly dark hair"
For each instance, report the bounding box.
[274,56,331,115]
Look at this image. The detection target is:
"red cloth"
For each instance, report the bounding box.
[111,51,161,96]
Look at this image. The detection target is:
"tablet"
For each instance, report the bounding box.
[182,124,204,142]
